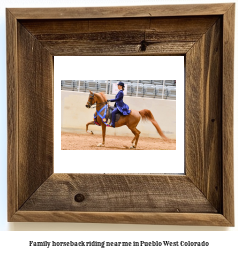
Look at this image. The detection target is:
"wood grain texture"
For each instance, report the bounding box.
[20,16,218,34]
[7,9,18,221]
[11,211,232,226]
[8,4,233,19]
[186,18,223,212]
[17,23,54,208]
[38,41,193,56]
[20,174,217,213]
[19,17,218,56]
[222,3,235,226]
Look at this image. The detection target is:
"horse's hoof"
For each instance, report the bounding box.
[97,143,105,147]
[86,130,94,134]
[130,145,136,149]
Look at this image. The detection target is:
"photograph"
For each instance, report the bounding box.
[54,56,184,174]
[61,79,177,150]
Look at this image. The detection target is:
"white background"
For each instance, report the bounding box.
[55,56,184,174]
[0,0,237,253]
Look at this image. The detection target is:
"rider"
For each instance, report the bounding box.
[107,81,131,128]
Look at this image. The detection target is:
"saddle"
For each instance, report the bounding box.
[107,106,122,123]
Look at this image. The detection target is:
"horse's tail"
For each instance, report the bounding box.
[139,109,169,141]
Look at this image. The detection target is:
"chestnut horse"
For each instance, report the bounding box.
[85,91,168,149]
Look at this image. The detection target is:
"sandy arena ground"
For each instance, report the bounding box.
[61,132,176,150]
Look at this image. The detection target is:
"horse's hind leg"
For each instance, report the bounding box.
[131,136,136,147]
[134,128,141,148]
[129,127,141,149]
[86,121,95,134]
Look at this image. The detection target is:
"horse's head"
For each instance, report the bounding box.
[86,91,96,108]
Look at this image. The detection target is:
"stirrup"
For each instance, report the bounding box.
[109,123,115,128]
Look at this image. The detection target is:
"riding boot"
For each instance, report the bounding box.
[111,108,119,127]
[111,113,116,127]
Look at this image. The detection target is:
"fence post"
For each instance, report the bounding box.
[162,80,165,99]
[136,80,139,97]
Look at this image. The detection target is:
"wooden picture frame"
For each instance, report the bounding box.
[7,4,234,226]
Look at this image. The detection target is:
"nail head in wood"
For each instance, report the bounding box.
[74,194,85,202]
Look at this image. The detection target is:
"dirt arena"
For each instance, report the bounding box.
[61,132,176,150]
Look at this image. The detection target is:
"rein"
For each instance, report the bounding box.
[90,102,107,108]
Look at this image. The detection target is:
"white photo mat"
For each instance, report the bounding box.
[54,56,184,174]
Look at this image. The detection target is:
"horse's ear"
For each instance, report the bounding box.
[89,90,92,94]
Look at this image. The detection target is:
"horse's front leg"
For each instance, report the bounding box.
[86,120,95,134]
[97,123,106,147]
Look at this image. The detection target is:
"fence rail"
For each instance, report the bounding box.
[61,80,176,100]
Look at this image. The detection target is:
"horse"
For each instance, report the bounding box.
[85,91,168,149]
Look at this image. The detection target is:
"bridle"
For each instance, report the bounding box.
[87,93,95,107]
[87,92,107,108]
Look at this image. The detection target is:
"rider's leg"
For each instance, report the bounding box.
[111,108,120,127]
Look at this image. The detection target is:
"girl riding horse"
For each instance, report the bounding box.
[107,81,131,128]
[86,89,168,149]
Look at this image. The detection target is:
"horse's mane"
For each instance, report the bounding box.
[99,92,107,102]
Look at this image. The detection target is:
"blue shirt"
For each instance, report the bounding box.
[109,90,131,115]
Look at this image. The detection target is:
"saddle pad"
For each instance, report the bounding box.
[108,106,122,123]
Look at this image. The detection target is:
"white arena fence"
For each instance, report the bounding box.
[61,80,176,100]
